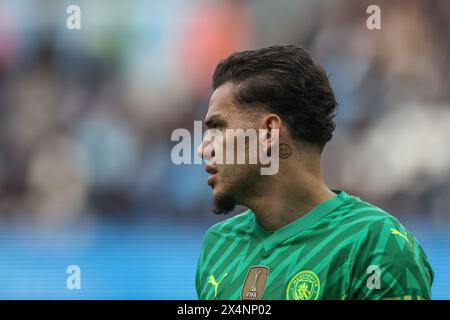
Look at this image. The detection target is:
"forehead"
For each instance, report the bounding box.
[206,82,240,120]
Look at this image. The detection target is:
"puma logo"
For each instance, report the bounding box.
[208,273,228,298]
[390,228,412,246]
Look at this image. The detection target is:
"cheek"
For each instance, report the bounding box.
[216,136,239,165]
[215,136,225,154]
[220,132,240,164]
[215,164,235,186]
[220,164,253,184]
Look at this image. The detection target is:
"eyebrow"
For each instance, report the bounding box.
[204,113,226,128]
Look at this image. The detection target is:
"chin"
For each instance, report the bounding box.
[212,186,237,215]
[211,187,222,203]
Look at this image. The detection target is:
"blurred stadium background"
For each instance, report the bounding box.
[0,0,449,299]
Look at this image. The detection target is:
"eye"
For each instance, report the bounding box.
[209,122,224,130]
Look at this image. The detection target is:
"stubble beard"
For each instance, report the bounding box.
[212,187,237,215]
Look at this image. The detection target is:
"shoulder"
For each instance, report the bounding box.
[327,194,427,257]
[329,194,405,236]
[340,197,433,299]
[347,198,433,275]
[352,199,410,241]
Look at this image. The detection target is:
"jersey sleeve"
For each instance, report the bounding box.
[195,255,202,300]
[196,230,210,300]
[347,217,434,300]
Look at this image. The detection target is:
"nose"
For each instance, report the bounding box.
[197,137,215,161]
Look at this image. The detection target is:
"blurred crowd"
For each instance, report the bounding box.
[0,0,449,225]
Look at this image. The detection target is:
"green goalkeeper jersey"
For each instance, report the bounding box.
[196,190,433,300]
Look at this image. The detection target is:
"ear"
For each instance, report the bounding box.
[259,114,281,155]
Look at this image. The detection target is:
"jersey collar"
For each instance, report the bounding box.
[252,190,351,251]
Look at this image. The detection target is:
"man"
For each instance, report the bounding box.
[195,45,433,300]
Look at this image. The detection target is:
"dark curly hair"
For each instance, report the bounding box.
[212,45,337,150]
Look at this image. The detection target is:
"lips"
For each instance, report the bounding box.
[205,164,218,187]
[207,175,216,187]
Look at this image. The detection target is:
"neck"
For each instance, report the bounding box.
[243,159,336,232]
